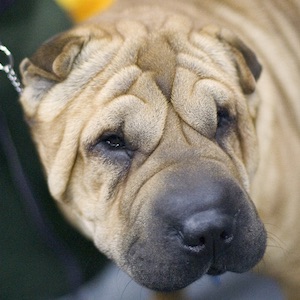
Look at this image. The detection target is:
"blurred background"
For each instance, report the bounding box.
[0,1,108,299]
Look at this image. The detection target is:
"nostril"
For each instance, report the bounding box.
[178,231,206,251]
[179,211,235,253]
[220,230,234,243]
[179,231,206,248]
[199,236,206,247]
[183,236,206,253]
[188,236,206,247]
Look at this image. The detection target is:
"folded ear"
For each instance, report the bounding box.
[20,32,87,83]
[203,25,262,94]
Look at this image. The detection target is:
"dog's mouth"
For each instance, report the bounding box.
[121,164,267,292]
[207,266,227,276]
[124,215,266,292]
[123,216,266,291]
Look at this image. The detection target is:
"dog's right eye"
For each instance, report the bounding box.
[89,132,134,162]
[102,134,126,149]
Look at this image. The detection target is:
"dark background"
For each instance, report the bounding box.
[0,1,107,299]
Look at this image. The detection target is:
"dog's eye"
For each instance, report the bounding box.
[87,132,134,163]
[216,107,236,140]
[102,134,126,149]
[93,133,134,161]
[217,108,232,129]
[217,107,236,131]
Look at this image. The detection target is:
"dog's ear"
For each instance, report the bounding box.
[20,32,86,83]
[203,25,262,94]
[220,27,262,94]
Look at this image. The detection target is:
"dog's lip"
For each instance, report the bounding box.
[207,266,227,276]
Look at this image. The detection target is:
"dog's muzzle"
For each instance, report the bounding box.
[125,161,266,291]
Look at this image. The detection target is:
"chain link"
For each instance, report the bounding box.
[0,43,23,94]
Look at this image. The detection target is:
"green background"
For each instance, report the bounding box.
[0,1,107,299]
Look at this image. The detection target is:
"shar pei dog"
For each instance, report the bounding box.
[19,0,300,299]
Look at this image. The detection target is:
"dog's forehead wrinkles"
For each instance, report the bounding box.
[137,35,177,100]
[77,24,240,147]
[135,30,228,101]
[56,18,238,122]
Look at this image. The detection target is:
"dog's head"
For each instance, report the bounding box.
[20,15,266,291]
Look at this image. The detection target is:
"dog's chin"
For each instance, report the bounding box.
[129,268,225,292]
[207,266,227,276]
[137,273,207,292]
[130,267,227,292]
[123,256,212,292]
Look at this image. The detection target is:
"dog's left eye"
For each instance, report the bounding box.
[216,107,236,140]
[217,108,232,129]
[217,107,236,130]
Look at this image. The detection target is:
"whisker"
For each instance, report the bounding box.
[121,277,135,300]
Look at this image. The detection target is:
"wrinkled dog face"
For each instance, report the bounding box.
[20,16,266,291]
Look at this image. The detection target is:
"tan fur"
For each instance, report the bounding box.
[20,0,300,299]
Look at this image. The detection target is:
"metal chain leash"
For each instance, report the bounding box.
[0,41,23,93]
[0,40,84,290]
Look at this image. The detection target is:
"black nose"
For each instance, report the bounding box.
[180,210,235,254]
[126,163,267,292]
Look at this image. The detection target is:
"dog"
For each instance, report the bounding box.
[19,0,300,299]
